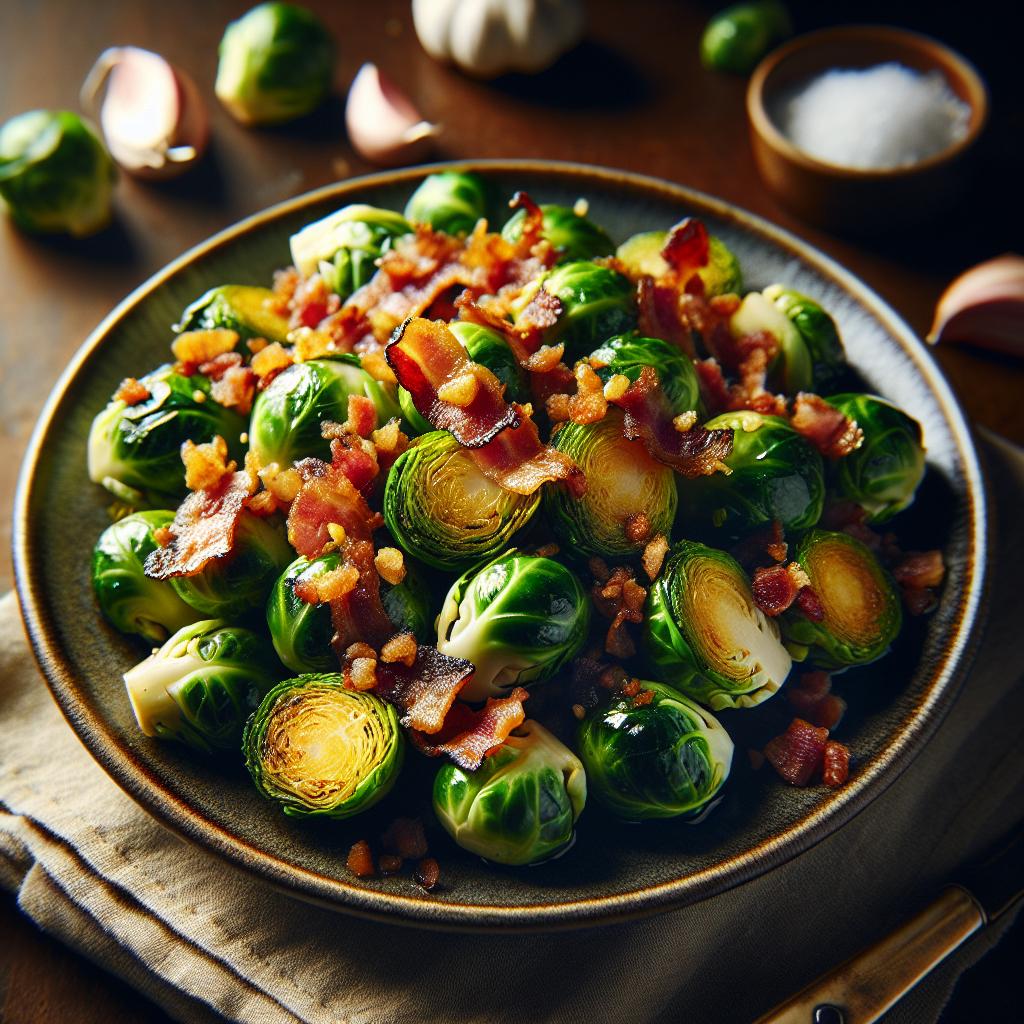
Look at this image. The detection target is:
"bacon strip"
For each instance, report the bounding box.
[375,645,475,734]
[791,393,864,459]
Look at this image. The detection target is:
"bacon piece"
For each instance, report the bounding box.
[114,377,150,405]
[346,840,375,878]
[822,741,851,787]
[514,287,562,348]
[661,217,710,276]
[795,586,825,621]
[375,646,475,734]
[763,718,830,787]
[786,672,847,730]
[414,857,441,892]
[892,550,945,590]
[752,564,801,617]
[592,567,647,658]
[791,393,864,459]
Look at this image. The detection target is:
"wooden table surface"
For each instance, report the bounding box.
[1,1,1020,1020]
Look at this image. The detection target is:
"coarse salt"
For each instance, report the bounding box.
[777,62,970,170]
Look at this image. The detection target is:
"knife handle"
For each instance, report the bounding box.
[754,886,985,1024]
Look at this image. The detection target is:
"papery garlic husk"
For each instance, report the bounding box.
[928,254,1024,357]
[81,47,209,180]
[345,62,439,167]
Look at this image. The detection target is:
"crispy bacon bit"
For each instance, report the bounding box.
[795,586,825,621]
[153,525,174,547]
[114,377,150,405]
[588,557,612,584]
[636,277,696,355]
[412,689,529,771]
[822,741,851,787]
[381,632,418,668]
[661,217,710,276]
[642,534,670,581]
[621,678,641,698]
[258,462,302,504]
[673,410,698,432]
[251,341,293,383]
[546,392,571,422]
[375,646,475,734]
[171,328,239,365]
[181,436,235,492]
[289,273,332,330]
[567,363,608,425]
[592,567,647,658]
[786,672,847,730]
[346,840,375,878]
[752,562,811,616]
[374,546,406,585]
[893,550,945,590]
[247,337,269,354]
[381,817,429,860]
[533,543,560,558]
[766,522,788,563]
[414,857,441,892]
[349,657,378,691]
[294,563,359,605]
[601,373,630,402]
[339,395,378,438]
[379,854,403,874]
[245,489,279,516]
[764,718,829,786]
[437,370,481,408]
[346,641,377,662]
[791,394,864,459]
[359,347,398,385]
[515,288,563,347]
[211,364,257,414]
[521,343,563,375]
[599,664,628,691]
[273,266,300,304]
[633,689,655,707]
[371,420,405,457]
[572,703,586,720]
[625,511,651,545]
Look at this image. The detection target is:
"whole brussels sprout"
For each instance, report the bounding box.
[644,540,792,710]
[88,364,247,505]
[169,513,293,619]
[615,230,742,297]
[824,393,925,523]
[92,511,201,643]
[248,356,401,468]
[501,203,614,263]
[578,681,733,820]
[384,431,540,571]
[124,619,282,753]
[436,551,590,703]
[676,410,824,540]
[433,720,586,866]
[215,2,334,126]
[175,285,290,344]
[0,109,116,237]
[450,321,529,405]
[700,1,792,74]
[545,410,677,560]
[781,530,902,670]
[590,334,702,417]
[243,674,404,818]
[403,171,495,235]
[763,284,847,394]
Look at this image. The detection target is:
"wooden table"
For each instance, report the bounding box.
[1,1,1020,1020]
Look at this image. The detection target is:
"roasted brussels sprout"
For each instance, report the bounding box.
[781,530,902,669]
[700,1,792,74]
[676,410,824,540]
[450,321,529,405]
[763,284,847,393]
[92,511,201,643]
[433,720,586,866]
[124,619,281,753]
[88,365,247,504]
[645,540,792,709]
[248,356,401,468]
[824,393,925,523]
[215,2,334,126]
[501,203,614,263]
[730,290,811,393]
[0,109,116,237]
[545,410,677,560]
[384,431,539,572]
[243,674,403,818]
[615,230,742,297]
[436,551,590,702]
[403,171,495,235]
[578,681,733,820]
[590,334,702,417]
[174,285,290,343]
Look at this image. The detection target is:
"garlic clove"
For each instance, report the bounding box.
[928,254,1024,358]
[345,62,439,167]
[81,47,208,180]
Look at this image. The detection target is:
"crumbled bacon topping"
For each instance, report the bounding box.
[661,217,710,276]
[171,328,238,365]
[892,550,945,590]
[763,718,830,787]
[374,546,406,585]
[567,363,608,424]
[642,534,670,581]
[414,857,441,892]
[374,646,475,735]
[381,632,417,668]
[822,741,850,787]
[114,377,150,405]
[349,657,378,691]
[251,341,294,384]
[346,840,375,878]
[181,436,235,492]
[752,562,812,617]
[294,563,359,606]
[786,671,847,730]
[790,394,864,459]
[592,567,647,658]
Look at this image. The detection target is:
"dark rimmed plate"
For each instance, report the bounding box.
[13,160,988,931]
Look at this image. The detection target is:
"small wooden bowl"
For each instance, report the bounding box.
[747,25,988,232]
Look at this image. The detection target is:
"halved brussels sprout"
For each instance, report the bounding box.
[824,393,925,523]
[124,619,281,753]
[615,230,742,297]
[578,680,733,820]
[403,171,495,235]
[781,530,902,669]
[500,203,614,263]
[436,550,590,702]
[433,720,586,866]
[243,674,403,818]
[644,540,792,710]
[92,510,201,643]
[450,321,529,405]
[169,513,293,619]
[676,411,824,540]
[248,356,401,468]
[730,291,811,393]
[545,409,677,560]
[88,364,247,504]
[590,334,702,417]
[763,284,847,394]
[383,431,540,571]
[174,285,290,343]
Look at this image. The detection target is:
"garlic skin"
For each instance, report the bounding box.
[345,63,439,167]
[928,254,1024,357]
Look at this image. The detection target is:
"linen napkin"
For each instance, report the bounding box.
[2,433,1022,1024]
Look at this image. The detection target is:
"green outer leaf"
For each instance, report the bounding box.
[764,284,848,393]
[615,231,742,297]
[398,385,432,436]
[403,171,496,235]
[699,1,792,74]
[577,680,733,820]
[590,334,702,417]
[450,321,530,406]
[174,285,290,343]
[501,203,614,262]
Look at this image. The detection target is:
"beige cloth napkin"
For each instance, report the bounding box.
[2,433,1023,1024]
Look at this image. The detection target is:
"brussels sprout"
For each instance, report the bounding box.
[450,321,529,405]
[88,365,247,504]
[781,530,902,669]
[824,393,925,523]
[92,510,202,643]
[124,619,281,753]
[436,551,590,702]
[589,334,702,417]
[578,681,733,820]
[215,2,334,126]
[384,431,539,571]
[615,230,742,297]
[763,284,847,393]
[644,540,792,710]
[243,674,403,818]
[175,285,290,343]
[676,411,824,540]
[403,171,495,235]
[248,356,401,468]
[700,1,792,74]
[730,291,812,393]
[512,261,636,362]
[0,109,116,237]
[433,720,586,865]
[170,513,294,619]
[545,410,677,560]
[500,203,614,263]
[288,203,412,296]
[398,384,432,436]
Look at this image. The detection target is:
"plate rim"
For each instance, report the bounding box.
[13,158,990,931]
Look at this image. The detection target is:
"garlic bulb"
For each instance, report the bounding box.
[412,0,586,78]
